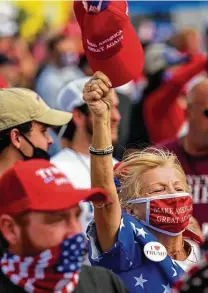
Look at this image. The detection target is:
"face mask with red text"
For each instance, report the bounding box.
[127,193,193,236]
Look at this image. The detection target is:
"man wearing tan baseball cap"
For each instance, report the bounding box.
[0,87,72,176]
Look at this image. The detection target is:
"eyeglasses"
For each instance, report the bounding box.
[204,109,208,117]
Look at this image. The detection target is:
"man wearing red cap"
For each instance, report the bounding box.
[0,159,129,293]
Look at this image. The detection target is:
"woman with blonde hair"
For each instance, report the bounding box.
[83,72,202,293]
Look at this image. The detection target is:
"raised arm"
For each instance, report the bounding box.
[83,72,121,252]
[146,54,207,120]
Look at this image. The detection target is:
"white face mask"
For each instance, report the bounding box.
[127,193,193,236]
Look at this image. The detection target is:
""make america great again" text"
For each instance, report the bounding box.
[87,30,123,53]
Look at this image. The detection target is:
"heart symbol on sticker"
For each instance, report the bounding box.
[154,246,160,250]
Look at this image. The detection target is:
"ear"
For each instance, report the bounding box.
[72,109,87,127]
[132,203,146,221]
[10,128,22,149]
[0,215,21,247]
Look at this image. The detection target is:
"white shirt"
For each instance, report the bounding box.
[52,149,91,189]
[174,239,200,272]
[51,148,118,234]
[52,148,118,188]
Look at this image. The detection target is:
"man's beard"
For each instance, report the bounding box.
[17,227,44,257]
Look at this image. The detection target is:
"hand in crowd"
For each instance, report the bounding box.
[83,71,113,117]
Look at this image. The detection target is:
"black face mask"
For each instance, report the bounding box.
[18,134,50,161]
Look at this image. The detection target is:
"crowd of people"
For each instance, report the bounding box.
[0,1,208,293]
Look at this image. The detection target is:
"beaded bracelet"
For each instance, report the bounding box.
[89,145,114,155]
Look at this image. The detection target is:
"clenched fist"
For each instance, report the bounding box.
[83,71,113,117]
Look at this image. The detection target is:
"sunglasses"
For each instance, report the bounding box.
[204,109,208,117]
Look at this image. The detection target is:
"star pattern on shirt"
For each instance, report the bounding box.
[136,227,148,238]
[88,213,186,293]
[172,267,177,277]
[162,283,171,293]
[130,222,148,238]
[120,218,125,231]
[130,221,137,232]
[171,259,178,267]
[134,274,148,288]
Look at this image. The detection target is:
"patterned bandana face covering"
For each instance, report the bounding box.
[0,234,87,293]
[127,193,193,236]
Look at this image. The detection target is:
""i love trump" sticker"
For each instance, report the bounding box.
[143,242,167,262]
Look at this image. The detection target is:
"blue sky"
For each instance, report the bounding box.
[128,1,208,14]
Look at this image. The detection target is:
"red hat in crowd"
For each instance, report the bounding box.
[74,0,144,87]
[0,159,109,217]
[0,75,8,88]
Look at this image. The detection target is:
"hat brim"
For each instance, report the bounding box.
[35,108,73,127]
[31,187,110,213]
[86,22,144,87]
